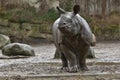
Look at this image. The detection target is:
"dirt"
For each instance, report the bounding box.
[0,41,120,80]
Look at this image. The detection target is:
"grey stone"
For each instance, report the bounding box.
[87,47,95,58]
[0,19,9,27]
[2,43,35,56]
[91,33,96,46]
[21,23,32,37]
[0,34,10,49]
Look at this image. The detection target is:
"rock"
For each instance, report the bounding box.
[25,0,59,11]
[9,23,23,43]
[91,33,96,46]
[0,34,10,49]
[9,23,21,36]
[9,23,20,30]
[21,23,32,37]
[87,47,95,58]
[0,19,9,27]
[54,48,61,59]
[2,43,35,56]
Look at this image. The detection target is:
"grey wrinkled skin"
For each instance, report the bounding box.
[52,5,94,72]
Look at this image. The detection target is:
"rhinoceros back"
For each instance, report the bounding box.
[76,14,93,45]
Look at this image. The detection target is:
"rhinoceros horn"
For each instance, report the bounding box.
[56,6,66,14]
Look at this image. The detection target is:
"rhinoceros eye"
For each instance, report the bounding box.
[67,19,73,23]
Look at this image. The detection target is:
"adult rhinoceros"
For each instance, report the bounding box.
[52,5,94,72]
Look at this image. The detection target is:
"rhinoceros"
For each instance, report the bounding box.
[52,5,94,72]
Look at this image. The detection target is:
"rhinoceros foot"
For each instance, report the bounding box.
[79,65,89,71]
[60,67,69,72]
[68,65,79,73]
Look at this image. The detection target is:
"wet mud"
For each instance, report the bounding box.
[0,41,120,80]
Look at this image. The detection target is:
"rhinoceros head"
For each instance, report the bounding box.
[56,5,93,45]
[57,5,81,36]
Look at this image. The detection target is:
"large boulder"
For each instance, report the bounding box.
[91,33,96,46]
[2,43,35,56]
[0,34,10,49]
[87,47,95,58]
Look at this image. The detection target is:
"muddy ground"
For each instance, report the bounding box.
[0,40,120,80]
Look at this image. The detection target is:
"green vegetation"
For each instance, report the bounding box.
[82,14,120,41]
[64,0,73,11]
[0,6,120,40]
[0,7,58,23]
[37,8,59,22]
[0,8,36,23]
[59,0,74,11]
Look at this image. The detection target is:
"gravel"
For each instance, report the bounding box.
[0,41,120,77]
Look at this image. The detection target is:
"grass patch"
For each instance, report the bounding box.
[36,8,59,22]
[0,7,58,23]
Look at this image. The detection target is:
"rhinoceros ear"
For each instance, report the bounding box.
[56,6,66,14]
[73,5,80,15]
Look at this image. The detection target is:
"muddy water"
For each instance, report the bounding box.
[94,41,120,62]
[0,41,120,78]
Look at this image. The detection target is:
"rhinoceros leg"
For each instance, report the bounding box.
[60,44,78,72]
[60,52,69,71]
[54,48,68,70]
[77,46,89,71]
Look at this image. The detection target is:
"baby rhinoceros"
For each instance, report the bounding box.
[52,5,94,72]
[2,43,35,56]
